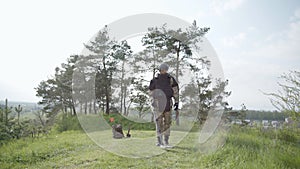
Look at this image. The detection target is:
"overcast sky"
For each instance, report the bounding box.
[0,0,299,110]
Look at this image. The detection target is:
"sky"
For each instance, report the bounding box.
[0,0,299,110]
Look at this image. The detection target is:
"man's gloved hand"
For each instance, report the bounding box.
[174,102,179,110]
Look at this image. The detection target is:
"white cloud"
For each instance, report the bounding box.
[219,8,300,110]
[222,32,246,47]
[255,15,300,62]
[287,20,300,42]
[247,26,257,32]
[290,7,300,21]
[295,8,300,18]
[210,0,246,15]
[0,0,171,102]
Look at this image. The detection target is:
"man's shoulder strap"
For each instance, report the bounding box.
[168,74,177,87]
[170,75,174,87]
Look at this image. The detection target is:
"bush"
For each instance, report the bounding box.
[53,113,82,132]
[278,129,298,143]
[0,122,12,145]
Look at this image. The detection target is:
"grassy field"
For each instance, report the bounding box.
[0,126,299,169]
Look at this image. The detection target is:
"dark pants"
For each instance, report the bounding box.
[153,99,172,137]
[156,111,172,137]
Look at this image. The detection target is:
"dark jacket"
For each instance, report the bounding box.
[149,73,179,111]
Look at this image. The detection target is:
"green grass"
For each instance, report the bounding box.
[0,126,299,169]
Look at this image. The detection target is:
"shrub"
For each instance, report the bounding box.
[278,129,298,143]
[53,113,82,132]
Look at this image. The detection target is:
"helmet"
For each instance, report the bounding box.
[158,63,169,71]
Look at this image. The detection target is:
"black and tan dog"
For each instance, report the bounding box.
[112,124,131,139]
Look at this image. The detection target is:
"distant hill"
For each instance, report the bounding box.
[226,109,287,121]
[0,100,42,119]
[0,100,40,109]
[0,100,37,105]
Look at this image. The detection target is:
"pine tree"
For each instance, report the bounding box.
[14,105,22,125]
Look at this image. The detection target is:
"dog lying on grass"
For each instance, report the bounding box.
[112,124,131,139]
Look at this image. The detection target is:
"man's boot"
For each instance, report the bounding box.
[164,135,172,148]
[156,136,163,147]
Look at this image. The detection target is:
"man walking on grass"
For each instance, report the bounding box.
[149,63,179,148]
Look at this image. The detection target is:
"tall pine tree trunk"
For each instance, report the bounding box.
[84,101,87,114]
[71,99,76,115]
[89,102,92,114]
[120,61,125,115]
[175,47,180,125]
[103,58,110,115]
[123,85,127,116]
